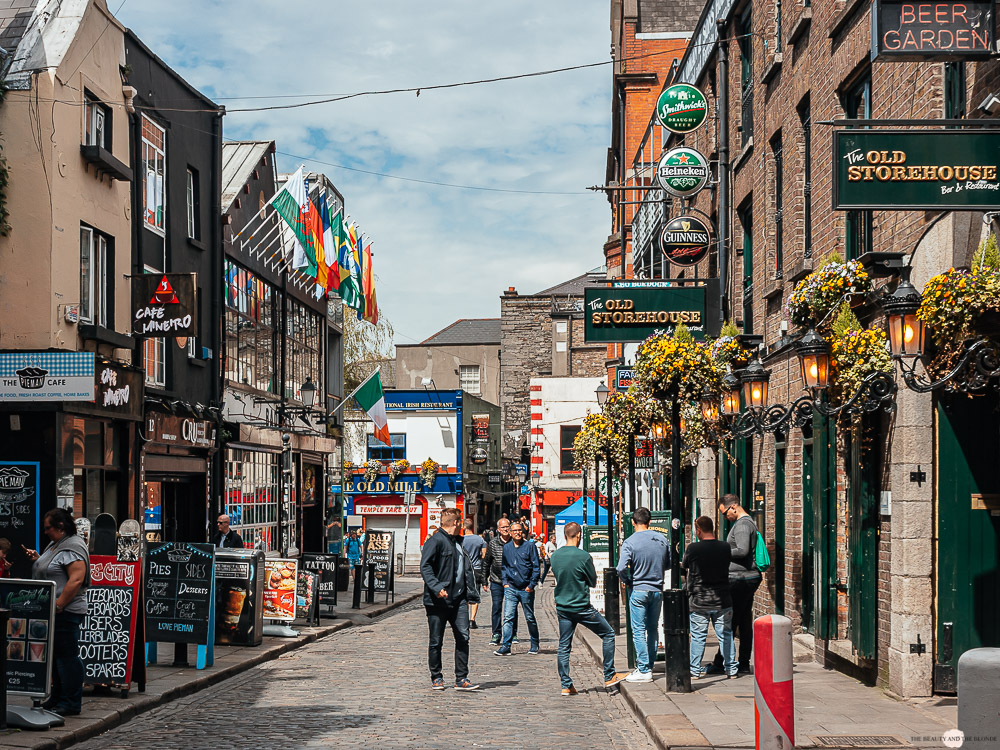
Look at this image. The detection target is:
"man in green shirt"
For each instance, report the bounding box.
[550,522,628,695]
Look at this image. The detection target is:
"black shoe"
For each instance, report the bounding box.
[40,697,59,710]
[703,663,725,675]
[51,705,81,717]
[469,621,478,629]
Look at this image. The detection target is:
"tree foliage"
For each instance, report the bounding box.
[341,303,394,392]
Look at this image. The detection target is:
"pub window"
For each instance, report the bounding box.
[186,167,200,240]
[141,115,166,235]
[286,297,323,403]
[771,131,783,279]
[143,266,166,388]
[224,447,280,552]
[459,365,481,395]
[842,72,873,260]
[945,62,966,120]
[738,4,754,147]
[799,98,812,258]
[80,225,112,327]
[83,93,109,149]
[739,202,754,334]
[224,259,276,393]
[560,425,582,473]
[367,434,405,462]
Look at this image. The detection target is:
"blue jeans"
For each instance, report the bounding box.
[628,590,662,674]
[490,581,517,638]
[690,608,735,676]
[500,587,539,650]
[557,606,616,687]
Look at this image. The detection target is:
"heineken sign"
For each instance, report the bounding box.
[584,281,720,343]
[660,215,712,266]
[657,147,710,197]
[655,84,708,134]
[872,0,994,60]
[834,130,1000,210]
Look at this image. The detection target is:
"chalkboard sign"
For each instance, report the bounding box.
[144,543,215,643]
[79,556,140,687]
[0,462,39,578]
[0,578,55,698]
[364,530,394,593]
[301,553,338,606]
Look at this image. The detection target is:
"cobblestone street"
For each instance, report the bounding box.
[74,586,655,750]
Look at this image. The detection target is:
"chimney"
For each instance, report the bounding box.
[504,287,518,296]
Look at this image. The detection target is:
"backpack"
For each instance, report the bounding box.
[754,528,771,572]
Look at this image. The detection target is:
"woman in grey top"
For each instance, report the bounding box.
[23,507,90,716]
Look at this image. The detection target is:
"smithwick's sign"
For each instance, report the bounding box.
[132,273,197,337]
[872,0,995,60]
[584,281,720,343]
[834,130,1000,210]
[655,83,708,134]
[660,215,713,267]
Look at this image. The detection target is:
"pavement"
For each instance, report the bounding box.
[575,597,960,750]
[67,583,653,749]
[0,578,424,750]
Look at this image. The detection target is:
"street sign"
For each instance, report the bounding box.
[584,281,718,343]
[660,215,712,266]
[655,83,708,133]
[833,130,1000,210]
[132,273,198,337]
[872,0,994,61]
[487,471,502,485]
[599,476,623,497]
[615,366,634,390]
[657,147,710,197]
[514,463,527,477]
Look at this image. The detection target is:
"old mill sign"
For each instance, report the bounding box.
[834,130,1000,210]
[655,84,708,134]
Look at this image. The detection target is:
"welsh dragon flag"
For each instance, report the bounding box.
[270,167,317,276]
[353,370,390,446]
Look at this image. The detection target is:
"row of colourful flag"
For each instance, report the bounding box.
[271,167,379,325]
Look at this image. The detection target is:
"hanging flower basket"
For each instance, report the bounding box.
[633,330,721,402]
[419,458,439,489]
[918,263,1000,375]
[784,259,871,329]
[387,459,410,485]
[829,327,893,404]
[362,460,381,483]
[709,335,754,370]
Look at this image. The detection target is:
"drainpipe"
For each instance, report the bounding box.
[716,19,730,323]
[619,79,627,281]
[210,108,224,517]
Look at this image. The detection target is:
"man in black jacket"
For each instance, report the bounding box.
[482,518,518,646]
[215,515,244,548]
[420,507,480,691]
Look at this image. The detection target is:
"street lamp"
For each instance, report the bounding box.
[651,420,669,441]
[741,358,770,412]
[796,329,831,390]
[699,391,720,423]
[882,272,926,358]
[515,465,527,485]
[530,471,541,489]
[595,380,610,406]
[721,371,742,417]
[299,376,317,409]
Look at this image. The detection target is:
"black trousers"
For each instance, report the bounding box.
[426,600,470,682]
[712,576,762,670]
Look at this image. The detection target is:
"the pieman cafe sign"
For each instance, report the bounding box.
[132,273,197,337]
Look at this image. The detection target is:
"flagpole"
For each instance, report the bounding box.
[327,368,381,417]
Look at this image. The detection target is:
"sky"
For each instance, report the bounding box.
[117,1,612,346]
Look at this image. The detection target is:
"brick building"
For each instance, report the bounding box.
[616,0,1000,697]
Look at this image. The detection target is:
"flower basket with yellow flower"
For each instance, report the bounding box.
[362,460,381,483]
[785,255,871,329]
[828,304,893,404]
[419,458,439,489]
[573,412,628,470]
[633,325,721,402]
[388,459,410,485]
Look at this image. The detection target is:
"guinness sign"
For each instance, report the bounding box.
[657,147,710,197]
[660,215,712,266]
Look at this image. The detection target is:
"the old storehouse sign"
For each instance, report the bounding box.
[872,0,994,60]
[660,215,712,266]
[834,130,1000,210]
[655,84,708,134]
[132,273,197,337]
[657,147,710,197]
[584,284,709,343]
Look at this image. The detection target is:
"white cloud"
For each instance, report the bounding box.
[119,0,611,342]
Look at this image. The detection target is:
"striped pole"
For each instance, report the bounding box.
[754,614,795,750]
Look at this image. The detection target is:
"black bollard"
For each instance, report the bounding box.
[351,565,363,609]
[365,563,376,604]
[663,589,691,693]
[604,568,620,635]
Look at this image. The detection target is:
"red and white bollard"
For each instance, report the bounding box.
[754,614,795,750]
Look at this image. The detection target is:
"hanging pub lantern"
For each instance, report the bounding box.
[721,371,742,417]
[741,358,770,412]
[796,329,831,390]
[700,390,720,422]
[882,273,926,358]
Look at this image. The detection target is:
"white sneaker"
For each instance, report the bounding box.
[624,669,653,683]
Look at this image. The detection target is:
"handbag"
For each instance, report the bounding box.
[754,529,771,572]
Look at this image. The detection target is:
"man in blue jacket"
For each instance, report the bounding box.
[420,508,481,691]
[494,521,541,656]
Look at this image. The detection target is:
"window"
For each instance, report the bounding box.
[224,448,280,552]
[367,434,405,462]
[799,99,812,258]
[84,94,109,148]
[141,115,166,234]
[945,62,966,119]
[186,168,199,240]
[771,132,783,278]
[555,321,568,334]
[843,73,873,260]
[739,204,754,333]
[459,365,481,395]
[80,226,110,327]
[560,425,582,473]
[738,4,754,147]
[224,260,276,393]
[187,335,198,359]
[143,266,165,388]
[286,298,323,402]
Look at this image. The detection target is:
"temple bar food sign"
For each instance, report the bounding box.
[584,280,720,343]
[834,130,1000,210]
[872,0,994,61]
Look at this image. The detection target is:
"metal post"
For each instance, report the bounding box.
[401,486,413,575]
[605,450,621,634]
[582,464,589,527]
[664,395,691,692]
[717,18,731,323]
[628,433,637,514]
[607,451,618,566]
[366,562,376,604]
[351,564,363,609]
[604,568,621,636]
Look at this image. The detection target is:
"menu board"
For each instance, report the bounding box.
[0,579,55,697]
[301,553,338,606]
[79,556,140,686]
[295,571,317,621]
[144,543,215,643]
[0,462,39,578]
[364,530,394,593]
[214,550,264,646]
[262,558,297,621]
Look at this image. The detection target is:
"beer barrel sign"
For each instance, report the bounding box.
[659,215,713,266]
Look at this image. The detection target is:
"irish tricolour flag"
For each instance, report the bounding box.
[354,370,390,446]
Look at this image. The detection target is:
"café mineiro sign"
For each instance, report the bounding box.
[584,281,720,343]
[872,0,995,61]
[833,130,1000,210]
[132,273,197,338]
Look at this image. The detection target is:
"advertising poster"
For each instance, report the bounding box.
[0,579,55,697]
[471,414,490,443]
[295,571,317,620]
[79,556,140,686]
[301,554,338,606]
[214,550,264,647]
[0,461,39,577]
[144,543,215,644]
[263,559,297,621]
[364,530,394,593]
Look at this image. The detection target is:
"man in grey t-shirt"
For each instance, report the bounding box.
[461,520,486,628]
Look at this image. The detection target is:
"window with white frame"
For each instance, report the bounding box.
[143,266,166,387]
[84,94,109,149]
[141,115,166,234]
[80,225,110,327]
[459,365,481,395]
[186,168,199,240]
